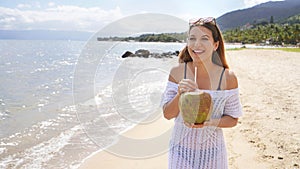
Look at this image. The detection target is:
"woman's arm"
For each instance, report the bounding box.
[162,69,181,120]
[163,93,180,120]
[204,115,238,128]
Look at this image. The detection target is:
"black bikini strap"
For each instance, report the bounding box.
[184,62,187,79]
[217,67,226,90]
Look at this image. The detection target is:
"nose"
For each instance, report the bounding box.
[195,39,201,46]
[192,39,203,48]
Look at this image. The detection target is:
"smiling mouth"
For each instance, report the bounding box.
[193,50,204,54]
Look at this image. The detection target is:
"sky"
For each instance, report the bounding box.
[0,0,284,32]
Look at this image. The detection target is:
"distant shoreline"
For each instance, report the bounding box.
[0,39,298,52]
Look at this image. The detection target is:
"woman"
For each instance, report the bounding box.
[161,17,243,169]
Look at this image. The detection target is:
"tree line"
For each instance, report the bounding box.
[97,33,186,43]
[123,33,183,42]
[223,23,299,45]
[222,15,300,45]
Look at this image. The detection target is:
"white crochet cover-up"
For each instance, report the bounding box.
[161,81,243,169]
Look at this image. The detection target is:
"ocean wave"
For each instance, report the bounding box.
[0,111,10,120]
[0,125,82,169]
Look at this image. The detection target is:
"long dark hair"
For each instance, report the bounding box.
[178,22,229,69]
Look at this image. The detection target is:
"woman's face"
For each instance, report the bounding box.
[187,26,219,63]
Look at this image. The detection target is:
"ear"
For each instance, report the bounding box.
[213,41,219,51]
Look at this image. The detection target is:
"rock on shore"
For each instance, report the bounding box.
[121,49,179,58]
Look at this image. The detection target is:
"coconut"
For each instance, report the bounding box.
[179,91,212,124]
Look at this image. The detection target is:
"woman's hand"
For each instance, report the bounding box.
[178,79,198,94]
[184,122,205,128]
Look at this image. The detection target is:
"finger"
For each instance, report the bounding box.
[203,121,209,126]
[182,84,197,92]
[179,82,190,92]
[181,79,194,85]
[191,123,204,128]
[179,80,188,87]
[181,79,198,89]
[184,122,193,128]
[179,87,185,94]
[179,82,195,91]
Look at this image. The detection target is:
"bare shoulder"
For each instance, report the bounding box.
[168,63,185,83]
[225,69,238,89]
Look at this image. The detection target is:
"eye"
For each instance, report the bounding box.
[188,37,196,41]
[201,37,209,40]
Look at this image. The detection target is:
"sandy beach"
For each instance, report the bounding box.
[79,49,300,169]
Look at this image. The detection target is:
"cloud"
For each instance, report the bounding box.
[48,2,56,7]
[0,5,124,32]
[243,0,283,7]
[17,4,32,9]
[97,13,187,37]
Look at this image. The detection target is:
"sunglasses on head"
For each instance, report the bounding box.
[189,17,216,26]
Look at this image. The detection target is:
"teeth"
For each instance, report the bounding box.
[193,50,204,53]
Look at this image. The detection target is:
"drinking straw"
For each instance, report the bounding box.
[194,67,197,83]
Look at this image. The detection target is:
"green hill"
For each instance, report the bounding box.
[217,0,300,31]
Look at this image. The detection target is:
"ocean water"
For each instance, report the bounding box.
[0,40,185,169]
